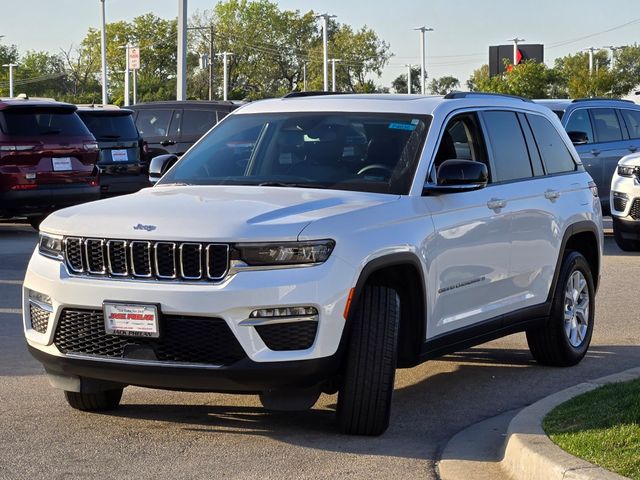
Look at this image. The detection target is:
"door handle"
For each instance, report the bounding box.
[487,198,506,210]
[628,145,638,153]
[544,189,561,201]
[590,149,600,156]
[160,140,176,146]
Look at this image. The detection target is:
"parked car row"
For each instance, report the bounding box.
[0,96,238,229]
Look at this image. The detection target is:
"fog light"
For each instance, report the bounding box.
[28,290,52,334]
[613,191,628,199]
[29,290,52,308]
[249,306,318,319]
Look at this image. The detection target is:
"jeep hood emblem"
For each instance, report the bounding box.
[133,224,157,232]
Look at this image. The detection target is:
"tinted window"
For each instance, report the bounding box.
[78,112,138,140]
[620,109,640,139]
[182,109,218,136]
[482,111,532,182]
[168,110,181,137]
[159,112,431,195]
[527,114,576,174]
[591,108,623,143]
[1,109,90,137]
[565,109,594,144]
[135,109,172,137]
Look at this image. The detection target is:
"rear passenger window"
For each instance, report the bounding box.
[136,109,172,137]
[182,109,218,136]
[620,109,640,139]
[591,108,623,143]
[482,111,533,182]
[527,114,576,174]
[565,109,593,144]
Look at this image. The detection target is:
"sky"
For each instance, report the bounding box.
[2,0,640,90]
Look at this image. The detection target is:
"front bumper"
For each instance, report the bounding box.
[24,250,356,392]
[0,184,100,217]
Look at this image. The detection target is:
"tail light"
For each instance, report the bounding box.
[84,141,99,151]
[0,145,36,159]
[588,181,598,198]
[10,184,38,190]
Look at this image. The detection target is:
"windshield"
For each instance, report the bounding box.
[78,112,138,140]
[158,112,430,194]
[1,108,91,137]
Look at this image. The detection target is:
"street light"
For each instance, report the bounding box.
[216,52,233,101]
[99,0,108,104]
[414,26,433,95]
[405,64,414,94]
[316,13,336,91]
[2,63,17,98]
[330,58,341,92]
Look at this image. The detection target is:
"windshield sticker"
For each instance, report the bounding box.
[388,122,416,131]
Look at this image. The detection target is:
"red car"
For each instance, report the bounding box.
[0,97,100,229]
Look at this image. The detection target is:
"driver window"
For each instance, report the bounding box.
[432,113,488,175]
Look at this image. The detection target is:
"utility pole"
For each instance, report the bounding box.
[188,25,215,100]
[330,58,341,92]
[99,0,108,104]
[405,64,413,94]
[302,61,307,92]
[414,26,433,94]
[584,47,598,75]
[508,37,525,66]
[603,45,626,69]
[177,0,187,100]
[316,13,336,91]
[217,52,233,101]
[2,63,17,97]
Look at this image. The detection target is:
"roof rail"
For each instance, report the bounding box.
[571,97,635,104]
[283,91,348,98]
[444,91,533,103]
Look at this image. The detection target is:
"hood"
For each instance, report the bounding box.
[41,185,400,242]
[618,152,640,167]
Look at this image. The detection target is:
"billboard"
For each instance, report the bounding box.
[489,44,544,76]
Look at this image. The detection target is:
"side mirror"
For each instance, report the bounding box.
[149,154,178,184]
[423,159,488,194]
[567,131,589,145]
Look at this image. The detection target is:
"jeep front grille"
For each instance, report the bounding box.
[64,237,229,282]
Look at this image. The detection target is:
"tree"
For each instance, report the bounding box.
[391,66,420,93]
[467,61,555,98]
[12,51,68,98]
[428,76,460,95]
[0,42,19,97]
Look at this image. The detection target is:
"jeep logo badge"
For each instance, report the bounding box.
[133,224,157,232]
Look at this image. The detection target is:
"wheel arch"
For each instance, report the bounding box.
[348,253,426,368]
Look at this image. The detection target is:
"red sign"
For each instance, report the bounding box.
[129,47,140,70]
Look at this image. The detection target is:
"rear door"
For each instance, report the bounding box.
[134,108,177,158]
[618,108,640,156]
[564,108,600,188]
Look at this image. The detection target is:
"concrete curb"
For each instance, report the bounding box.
[501,366,640,480]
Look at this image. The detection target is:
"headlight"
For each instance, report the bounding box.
[38,233,64,260]
[235,240,335,266]
[617,165,636,177]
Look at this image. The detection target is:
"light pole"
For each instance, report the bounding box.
[508,37,525,66]
[603,45,626,69]
[217,52,233,101]
[584,47,598,75]
[177,0,187,100]
[414,26,433,95]
[330,58,341,92]
[302,61,307,92]
[99,0,108,104]
[405,64,413,94]
[2,63,17,98]
[121,44,131,106]
[316,13,336,91]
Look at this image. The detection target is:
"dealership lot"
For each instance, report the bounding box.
[1,221,639,480]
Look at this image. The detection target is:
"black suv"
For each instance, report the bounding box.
[535,98,640,213]
[130,101,239,159]
[76,105,148,198]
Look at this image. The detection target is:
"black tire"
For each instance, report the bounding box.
[336,285,400,436]
[64,389,123,411]
[613,219,640,252]
[526,251,595,367]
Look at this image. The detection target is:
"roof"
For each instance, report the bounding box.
[534,98,639,112]
[129,100,238,109]
[0,97,76,111]
[236,93,555,117]
[76,105,134,115]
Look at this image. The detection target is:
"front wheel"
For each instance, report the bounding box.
[336,285,400,436]
[526,251,595,366]
[64,388,123,411]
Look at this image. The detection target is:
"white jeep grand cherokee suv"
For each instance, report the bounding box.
[611,152,640,250]
[24,92,603,436]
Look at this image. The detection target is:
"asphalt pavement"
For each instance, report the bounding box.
[1,222,639,480]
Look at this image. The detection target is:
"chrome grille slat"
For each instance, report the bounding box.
[63,237,229,283]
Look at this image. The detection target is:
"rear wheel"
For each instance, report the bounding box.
[613,218,640,251]
[64,389,123,411]
[336,285,399,436]
[526,251,594,366]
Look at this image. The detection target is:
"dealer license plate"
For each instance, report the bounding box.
[52,157,72,171]
[111,149,129,162]
[103,302,159,338]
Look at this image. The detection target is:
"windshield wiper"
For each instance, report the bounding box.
[257,181,328,189]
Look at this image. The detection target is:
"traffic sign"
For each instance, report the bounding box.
[129,47,140,70]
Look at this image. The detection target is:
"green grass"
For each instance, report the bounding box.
[543,379,640,480]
